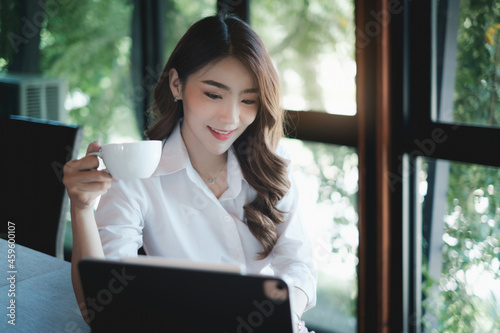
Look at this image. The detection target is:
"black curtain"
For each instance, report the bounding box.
[5,1,42,74]
[131,0,164,137]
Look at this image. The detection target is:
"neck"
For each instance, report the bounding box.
[191,151,227,180]
[180,124,227,178]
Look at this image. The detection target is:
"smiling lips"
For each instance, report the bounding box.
[208,126,235,141]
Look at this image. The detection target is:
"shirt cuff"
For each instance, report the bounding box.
[277,262,317,312]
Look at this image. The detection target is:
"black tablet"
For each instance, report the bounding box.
[78,257,297,333]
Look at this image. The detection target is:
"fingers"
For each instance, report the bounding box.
[63,142,103,175]
[69,180,111,199]
[64,169,112,185]
[64,156,98,173]
[63,141,113,210]
[86,141,102,155]
[63,169,113,210]
[71,173,112,192]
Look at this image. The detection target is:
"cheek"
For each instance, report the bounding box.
[183,88,209,120]
[241,108,258,127]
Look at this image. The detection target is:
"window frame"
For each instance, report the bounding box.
[113,0,500,332]
[215,1,391,332]
[404,0,500,332]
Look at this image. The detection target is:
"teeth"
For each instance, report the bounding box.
[211,127,231,135]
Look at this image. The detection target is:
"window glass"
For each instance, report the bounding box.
[251,0,356,115]
[32,0,214,258]
[435,0,500,126]
[26,0,137,260]
[281,138,358,332]
[39,0,138,153]
[164,0,216,58]
[1,0,217,157]
[418,158,500,332]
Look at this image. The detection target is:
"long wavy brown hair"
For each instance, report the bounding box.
[146,14,290,258]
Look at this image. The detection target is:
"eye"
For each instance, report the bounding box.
[241,99,257,105]
[205,92,221,100]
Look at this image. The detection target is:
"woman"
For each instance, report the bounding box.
[64,14,317,331]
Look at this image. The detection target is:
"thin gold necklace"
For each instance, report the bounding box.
[207,160,227,185]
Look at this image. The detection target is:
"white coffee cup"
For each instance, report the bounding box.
[90,141,162,180]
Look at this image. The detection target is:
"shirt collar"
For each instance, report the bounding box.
[219,146,245,201]
[152,122,247,200]
[152,122,189,176]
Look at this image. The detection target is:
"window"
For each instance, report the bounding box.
[40,0,139,153]
[435,0,500,127]
[29,0,139,258]
[1,2,389,332]
[163,0,216,57]
[251,1,358,331]
[281,138,358,332]
[251,0,356,115]
[418,158,500,332]
[403,0,500,331]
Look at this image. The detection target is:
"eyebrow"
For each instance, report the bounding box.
[202,80,258,94]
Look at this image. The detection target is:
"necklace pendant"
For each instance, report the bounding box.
[208,178,216,185]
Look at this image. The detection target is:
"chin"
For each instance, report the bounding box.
[211,144,233,156]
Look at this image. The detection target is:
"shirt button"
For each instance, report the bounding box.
[224,215,231,222]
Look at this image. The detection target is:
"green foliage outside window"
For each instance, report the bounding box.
[281,138,358,332]
[0,0,215,155]
[251,0,356,114]
[4,1,498,331]
[43,0,138,150]
[251,1,358,331]
[422,1,500,331]
[1,1,357,331]
[422,162,500,332]
[453,0,500,126]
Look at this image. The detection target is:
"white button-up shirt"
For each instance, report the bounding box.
[95,123,317,310]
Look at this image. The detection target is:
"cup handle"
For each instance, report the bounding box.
[87,151,110,175]
[88,151,102,157]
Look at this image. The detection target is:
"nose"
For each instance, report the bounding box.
[219,100,239,124]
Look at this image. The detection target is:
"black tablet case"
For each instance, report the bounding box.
[78,259,295,333]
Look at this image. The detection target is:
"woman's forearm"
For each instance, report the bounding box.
[70,206,105,324]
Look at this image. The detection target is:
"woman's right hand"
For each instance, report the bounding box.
[63,141,113,211]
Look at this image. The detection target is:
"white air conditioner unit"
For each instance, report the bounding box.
[0,73,68,122]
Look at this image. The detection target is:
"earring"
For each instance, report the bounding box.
[174,96,179,102]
